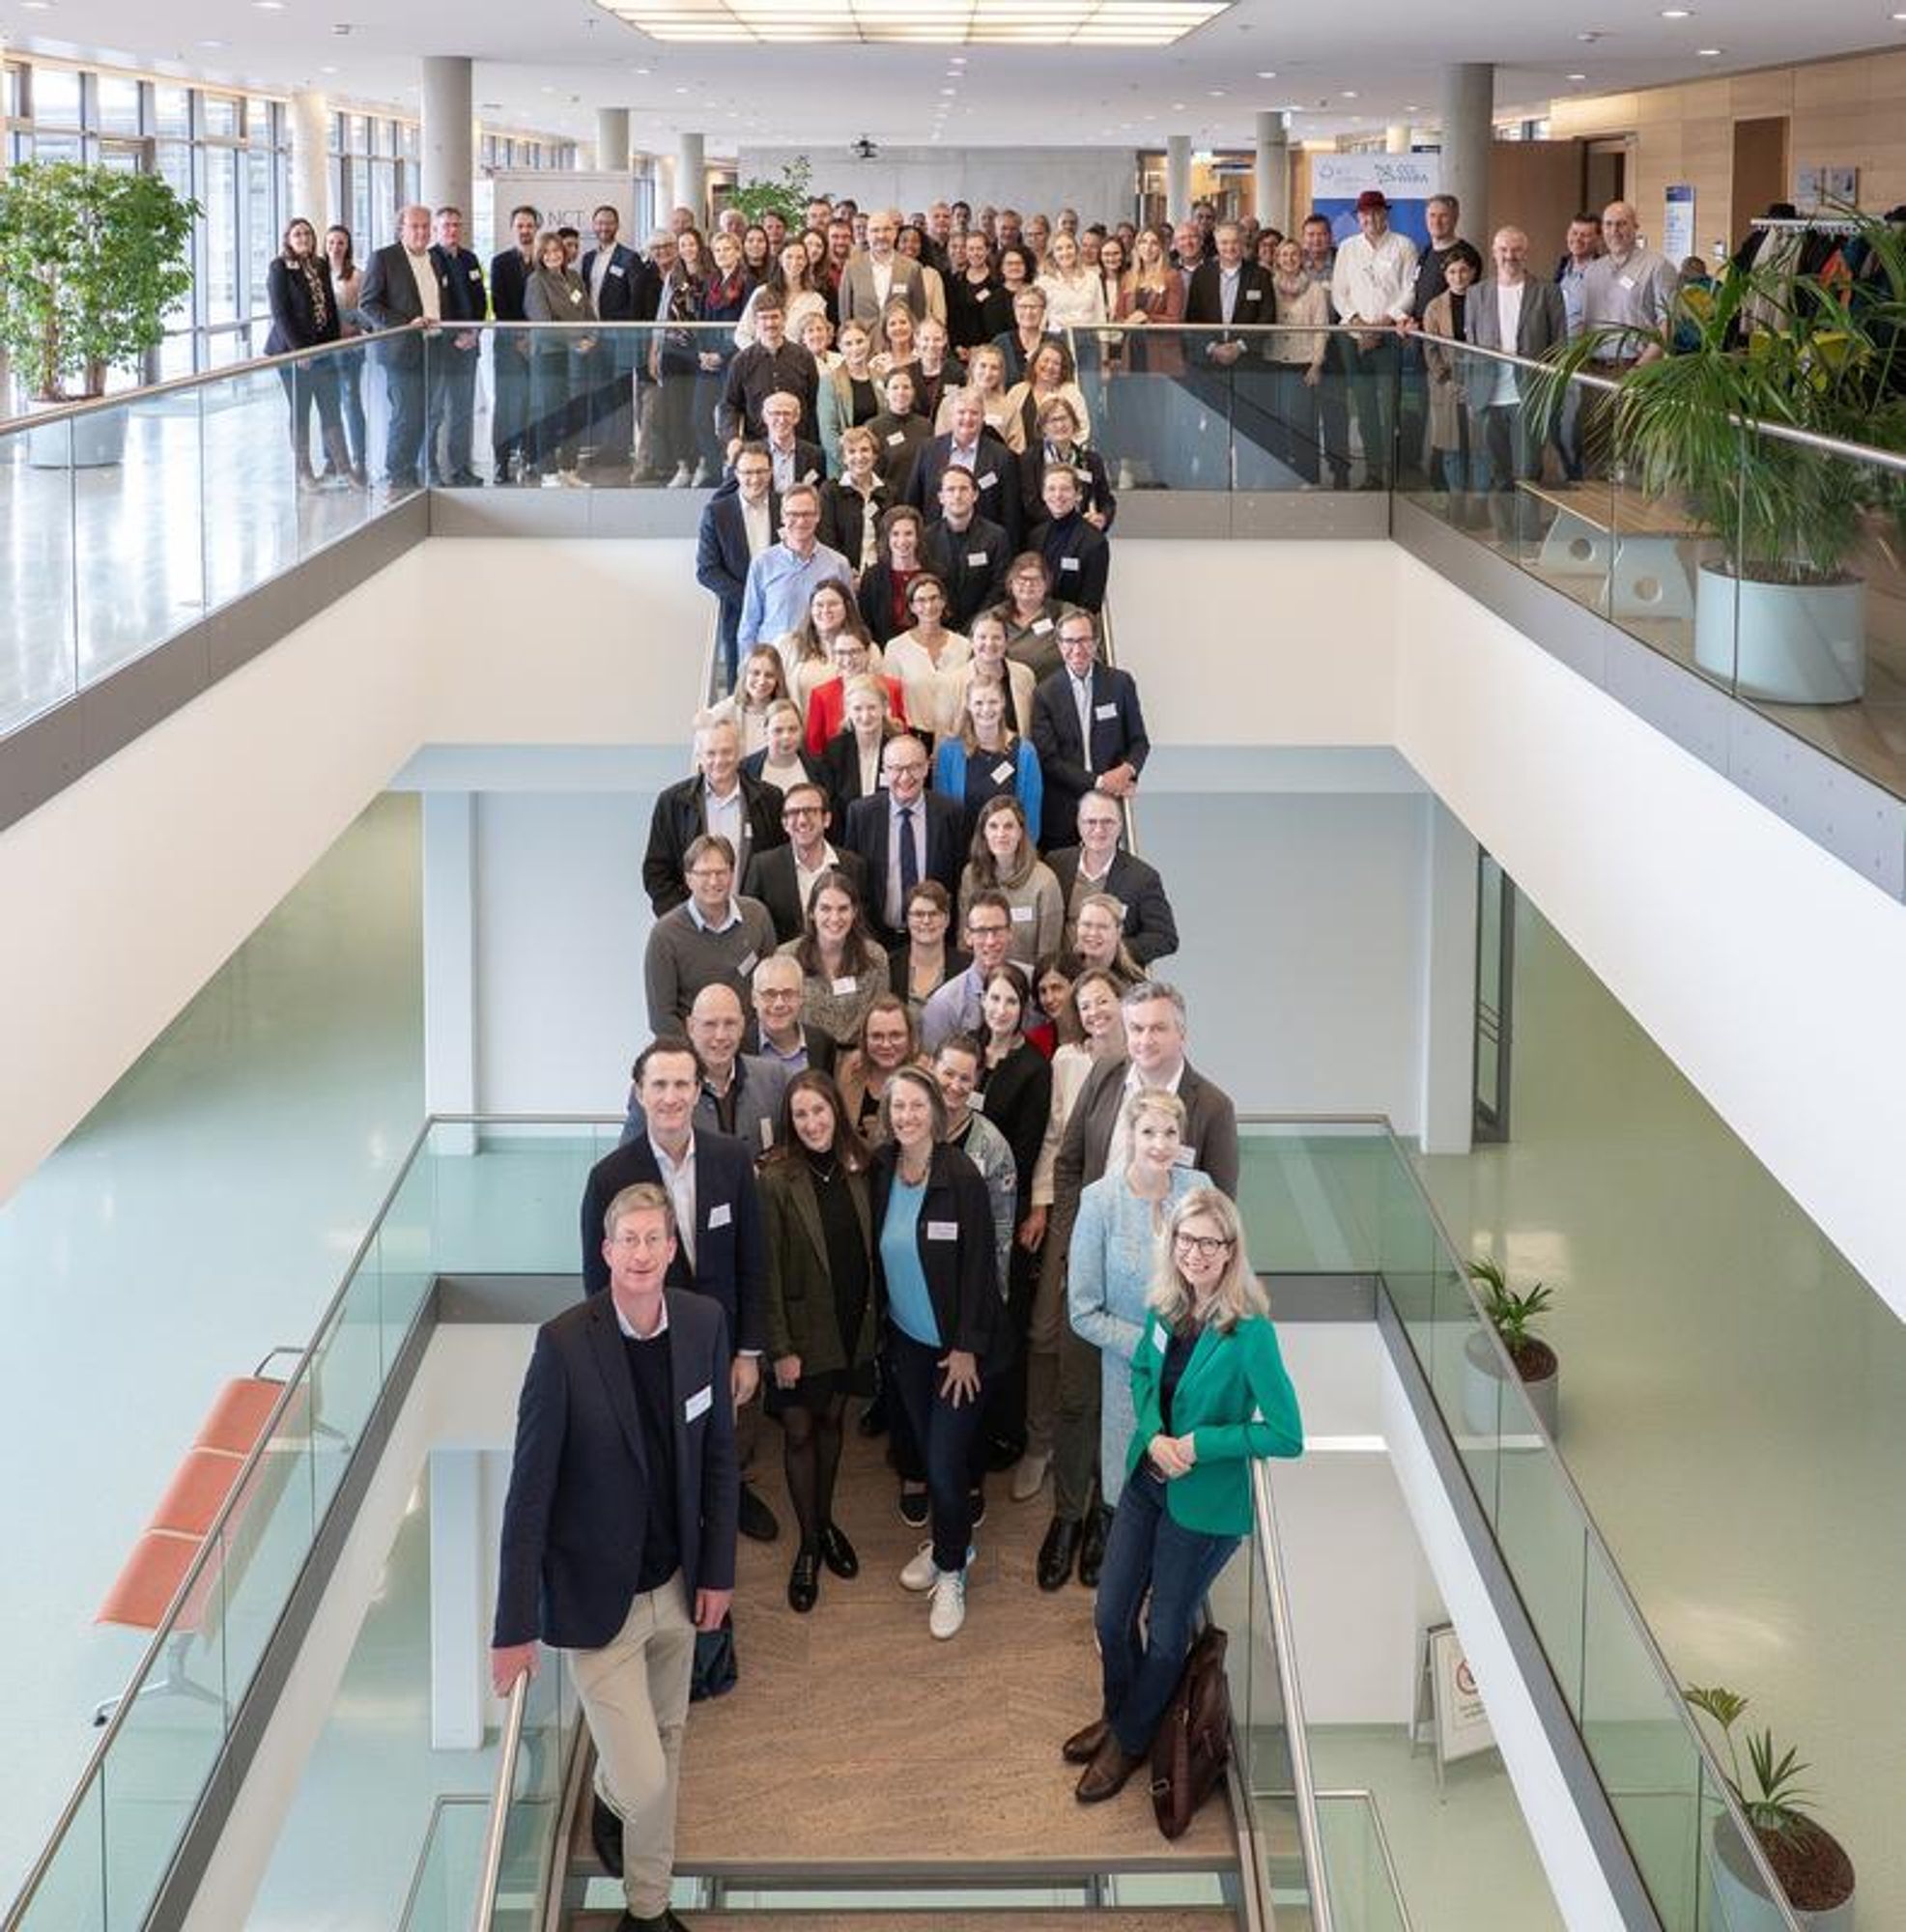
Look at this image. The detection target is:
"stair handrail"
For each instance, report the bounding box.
[469,1670,531,1932]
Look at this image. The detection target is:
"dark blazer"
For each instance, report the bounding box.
[816,730,888,813]
[1183,258,1273,335]
[759,1154,877,1375]
[868,1139,1000,1355]
[1020,444,1117,531]
[857,563,920,647]
[921,515,1010,629]
[976,1040,1053,1213]
[817,476,890,565]
[885,939,971,1011]
[1030,664,1151,846]
[1046,845,1179,965]
[492,1289,737,1650]
[740,1016,837,1075]
[740,744,825,794]
[907,431,1023,548]
[490,247,536,323]
[775,436,830,488]
[697,488,782,669]
[358,241,450,334]
[1028,512,1110,613]
[580,1129,767,1353]
[582,242,654,324]
[743,841,869,945]
[642,772,787,916]
[266,255,342,355]
[432,245,487,323]
[841,790,965,938]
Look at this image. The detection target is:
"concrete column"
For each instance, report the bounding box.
[597,106,631,177]
[1418,800,1479,1155]
[288,89,330,227]
[422,792,477,1157]
[1165,134,1192,224]
[675,131,705,227]
[1254,110,1290,235]
[420,54,473,217]
[1439,61,1494,250]
[428,1448,485,1750]
[1385,124,1411,155]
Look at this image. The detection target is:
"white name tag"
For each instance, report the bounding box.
[738,952,758,976]
[1618,272,1636,291]
[991,760,1015,783]
[1244,287,1263,301]
[685,1383,713,1422]
[568,288,583,305]
[1173,1145,1198,1167]
[926,1220,959,1241]
[977,470,998,489]
[1060,556,1082,573]
[1010,903,1035,923]
[1152,1323,1168,1355]
[887,431,905,446]
[803,469,819,485]
[966,550,989,567]
[1074,468,1093,484]
[611,264,626,277]
[975,285,990,299]
[831,975,858,995]
[468,267,482,280]
[759,1117,776,1151]
[708,1202,732,1230]
[1095,701,1118,721]
[1032,617,1053,635]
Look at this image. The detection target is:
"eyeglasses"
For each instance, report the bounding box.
[1173,1232,1233,1259]
[967,921,1010,938]
[687,867,732,884]
[783,806,824,820]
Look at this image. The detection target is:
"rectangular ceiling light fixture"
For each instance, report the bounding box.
[600,0,1227,43]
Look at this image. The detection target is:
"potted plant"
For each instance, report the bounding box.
[1684,1684,1856,1929]
[1461,1255,1558,1437]
[726,155,812,232]
[1530,213,1906,705]
[0,159,199,467]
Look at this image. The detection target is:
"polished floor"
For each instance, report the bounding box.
[1417,889,1906,1928]
[0,793,423,1910]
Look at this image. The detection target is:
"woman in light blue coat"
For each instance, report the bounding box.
[1067,1089,1211,1507]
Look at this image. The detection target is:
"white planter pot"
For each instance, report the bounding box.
[1708,1818,1855,1932]
[1693,565,1865,705]
[1461,1331,1559,1438]
[25,401,128,469]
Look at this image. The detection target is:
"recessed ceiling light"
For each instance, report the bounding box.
[199,36,226,46]
[1695,44,1722,54]
[949,52,965,61]
[1567,71,1587,80]
[320,63,339,72]
[253,1,285,11]
[1660,6,1692,15]
[674,83,690,92]
[1256,69,1275,78]
[1208,87,1225,96]
[940,85,956,94]
[1342,89,1359,99]
[1405,102,1419,112]
[1578,30,1602,41]
[18,1,52,10]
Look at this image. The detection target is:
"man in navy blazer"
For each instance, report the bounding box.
[427,206,486,487]
[580,206,655,474]
[840,732,964,945]
[488,202,541,484]
[493,1179,736,1930]
[695,445,780,690]
[1029,610,1150,849]
[906,389,1022,547]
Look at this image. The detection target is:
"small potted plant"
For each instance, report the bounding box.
[1685,1684,1856,1929]
[1462,1255,1558,1437]
[0,159,199,467]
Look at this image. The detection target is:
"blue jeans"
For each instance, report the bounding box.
[1095,1463,1237,1754]
[885,1328,983,1573]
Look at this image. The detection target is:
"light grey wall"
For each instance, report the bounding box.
[737,146,1138,226]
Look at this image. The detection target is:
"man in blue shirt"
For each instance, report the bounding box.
[736,484,850,655]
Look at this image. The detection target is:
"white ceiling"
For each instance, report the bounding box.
[10,0,1906,150]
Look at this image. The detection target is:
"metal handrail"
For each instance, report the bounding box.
[395,1794,490,1932]
[470,1673,531,1932]
[1311,1790,1415,1932]
[1233,1110,1803,1926]
[1095,603,1140,857]
[1248,1458,1333,1932]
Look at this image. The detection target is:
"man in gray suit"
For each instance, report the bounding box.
[839,207,929,350]
[1464,226,1569,535]
[1028,980,1239,1594]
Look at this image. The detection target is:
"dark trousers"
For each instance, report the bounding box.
[589,347,636,469]
[428,343,478,483]
[981,1245,1039,1453]
[379,342,425,486]
[885,1329,984,1573]
[1265,364,1321,484]
[492,338,534,479]
[336,346,368,471]
[1343,332,1400,485]
[530,353,584,473]
[1051,1318,1101,1521]
[648,369,698,476]
[1095,1463,1238,1754]
[1316,339,1352,487]
[275,356,347,475]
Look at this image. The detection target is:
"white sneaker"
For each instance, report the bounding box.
[899,1541,938,1592]
[541,472,562,490]
[1010,1452,1050,1503]
[668,461,694,489]
[690,459,711,487]
[928,1566,967,1639]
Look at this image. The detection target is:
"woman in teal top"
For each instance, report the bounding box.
[1066,1186,1303,1804]
[1067,1089,1210,1510]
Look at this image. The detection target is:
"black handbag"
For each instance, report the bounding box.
[689,1613,738,1702]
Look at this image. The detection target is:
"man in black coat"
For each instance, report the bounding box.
[1046,791,1179,965]
[493,1178,736,1925]
[1182,220,1273,488]
[488,202,541,484]
[695,445,780,689]
[742,779,868,944]
[357,203,451,488]
[1026,466,1110,614]
[920,464,1009,629]
[642,716,786,916]
[718,296,819,450]
[1029,610,1149,848]
[840,733,963,945]
[908,389,1021,547]
[427,206,486,487]
[581,206,655,475]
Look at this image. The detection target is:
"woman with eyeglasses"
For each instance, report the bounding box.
[888,879,968,1026]
[1064,1185,1302,1802]
[802,622,909,757]
[778,577,882,716]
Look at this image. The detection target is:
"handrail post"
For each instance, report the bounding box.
[469,1672,530,1932]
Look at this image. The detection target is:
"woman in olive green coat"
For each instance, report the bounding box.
[760,1069,879,1614]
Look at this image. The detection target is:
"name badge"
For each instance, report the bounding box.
[738,951,758,976]
[1010,903,1035,923]
[887,431,905,446]
[831,974,858,995]
[1060,556,1082,573]
[966,550,989,567]
[977,470,998,490]
[1152,1323,1168,1355]
[759,1117,776,1151]
[926,1220,958,1241]
[685,1383,713,1422]
[568,288,583,305]
[1244,287,1264,301]
[1618,272,1636,291]
[967,1088,985,1112]
[468,267,482,280]
[1074,468,1093,485]
[708,1202,732,1230]
[803,469,819,485]
[991,760,1015,783]
[1095,701,1118,721]
[1032,617,1053,635]
[611,264,626,277]
[1173,1145,1198,1167]
[975,284,990,299]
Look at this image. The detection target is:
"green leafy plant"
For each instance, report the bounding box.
[1467,1255,1554,1359]
[1684,1685,1817,1842]
[726,155,813,230]
[0,161,200,401]
[1529,209,1906,586]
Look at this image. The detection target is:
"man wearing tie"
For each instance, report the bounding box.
[1029,611,1150,849]
[427,206,486,487]
[841,733,963,947]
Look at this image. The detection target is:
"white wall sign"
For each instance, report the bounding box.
[1663,185,1696,265]
[1416,1620,1496,1781]
[475,171,642,270]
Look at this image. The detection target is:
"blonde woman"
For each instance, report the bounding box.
[956,795,1062,967]
[815,319,882,473]
[816,671,900,809]
[937,342,1014,440]
[742,696,820,798]
[946,607,1038,740]
[1003,336,1093,455]
[713,643,792,753]
[1037,229,1108,328]
[932,677,1040,842]
[818,422,890,575]
[1071,892,1145,993]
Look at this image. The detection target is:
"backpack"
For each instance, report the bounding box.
[1150,1623,1232,1840]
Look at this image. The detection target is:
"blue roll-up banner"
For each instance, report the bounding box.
[1309,153,1445,252]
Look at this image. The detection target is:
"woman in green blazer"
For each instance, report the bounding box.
[1065,1186,1303,1804]
[761,1070,878,1614]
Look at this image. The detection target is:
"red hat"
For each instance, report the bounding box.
[1355,189,1390,213]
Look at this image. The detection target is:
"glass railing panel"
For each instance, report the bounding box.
[201,359,304,609]
[1492,1398,1589,1722]
[292,340,380,556]
[399,1798,490,1932]
[472,1654,579,1932]
[1235,1119,1389,1277]
[0,410,80,735]
[308,1251,383,1520]
[214,1387,318,1708]
[12,1778,105,1932]
[1316,1793,1409,1932]
[377,1130,440,1368]
[1080,328,1241,494]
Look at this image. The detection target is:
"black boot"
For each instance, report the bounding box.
[1038,1516,1081,1592]
[1078,1502,1111,1589]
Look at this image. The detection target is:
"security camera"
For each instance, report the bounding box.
[852,136,878,160]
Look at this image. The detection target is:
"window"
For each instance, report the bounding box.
[34,65,82,127]
[97,75,141,134]
[154,84,190,138]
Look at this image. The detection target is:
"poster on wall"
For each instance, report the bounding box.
[1796,164,1859,211]
[474,171,643,270]
[1310,152,1443,251]
[1662,184,1696,266]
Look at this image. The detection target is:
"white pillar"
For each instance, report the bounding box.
[428,1448,485,1750]
[1439,61,1494,249]
[1418,799,1479,1155]
[422,792,477,1157]
[420,54,473,216]
[1254,110,1289,235]
[675,132,705,227]
[597,107,630,176]
[1165,134,1192,224]
[288,89,330,227]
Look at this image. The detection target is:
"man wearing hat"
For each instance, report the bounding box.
[1330,189,1419,488]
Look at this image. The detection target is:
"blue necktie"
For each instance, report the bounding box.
[898,805,919,899]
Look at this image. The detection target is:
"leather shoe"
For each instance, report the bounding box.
[787,1547,819,1613]
[1078,1504,1110,1589]
[1075,1730,1148,1804]
[1038,1516,1081,1592]
[1062,1717,1110,1764]
[591,1793,624,1874]
[737,1482,781,1543]
[819,1520,859,1578]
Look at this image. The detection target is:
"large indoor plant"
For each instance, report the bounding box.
[1532,213,1906,705]
[1685,1684,1856,1928]
[1462,1255,1558,1436]
[0,159,199,466]
[726,154,812,231]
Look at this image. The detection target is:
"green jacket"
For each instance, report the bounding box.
[759,1155,877,1377]
[1124,1310,1303,1535]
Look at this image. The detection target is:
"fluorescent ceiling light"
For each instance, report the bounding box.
[601,0,1226,42]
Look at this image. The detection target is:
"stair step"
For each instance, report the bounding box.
[573,1914,1238,1930]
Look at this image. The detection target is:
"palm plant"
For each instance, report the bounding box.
[1685,1685,1817,1842]
[1466,1255,1554,1375]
